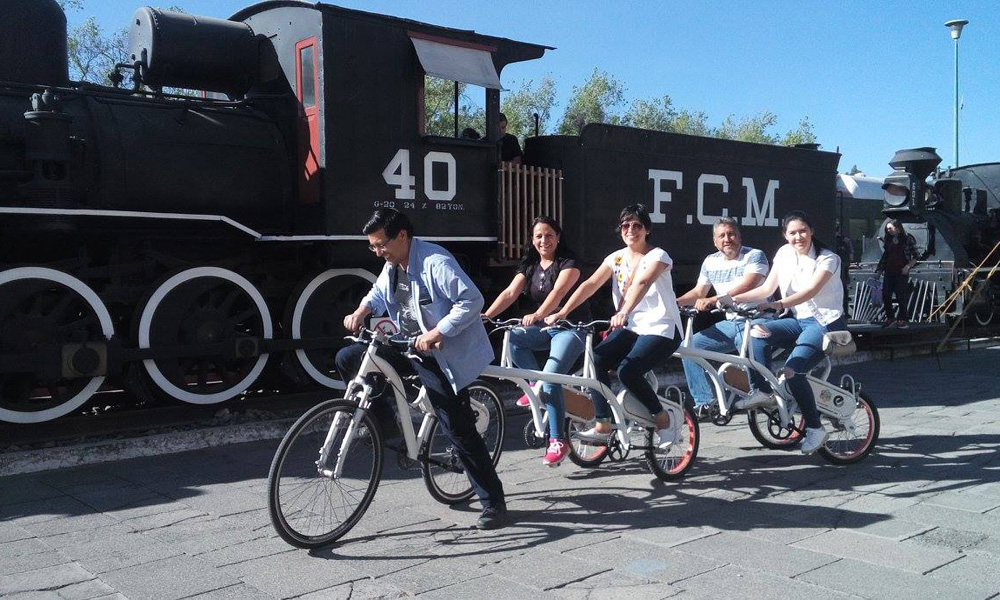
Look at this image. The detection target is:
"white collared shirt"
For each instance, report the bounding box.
[771,243,843,325]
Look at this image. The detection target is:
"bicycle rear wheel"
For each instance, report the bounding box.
[566,417,608,468]
[747,405,805,449]
[268,399,383,548]
[818,391,879,465]
[645,405,699,480]
[422,380,505,504]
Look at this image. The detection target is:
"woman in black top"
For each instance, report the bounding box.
[484,216,590,466]
[875,219,918,326]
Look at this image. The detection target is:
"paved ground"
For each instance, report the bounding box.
[2,347,999,599]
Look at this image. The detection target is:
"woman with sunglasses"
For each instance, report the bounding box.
[483,216,591,466]
[546,204,682,448]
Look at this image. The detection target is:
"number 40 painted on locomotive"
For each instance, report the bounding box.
[382,149,457,202]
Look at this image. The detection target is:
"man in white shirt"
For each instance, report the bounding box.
[677,217,769,415]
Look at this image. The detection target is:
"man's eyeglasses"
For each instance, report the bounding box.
[620,221,645,232]
[368,238,392,252]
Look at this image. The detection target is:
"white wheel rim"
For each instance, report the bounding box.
[0,267,113,423]
[291,269,376,389]
[139,267,272,404]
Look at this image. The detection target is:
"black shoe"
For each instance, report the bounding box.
[476,504,508,530]
[694,405,714,421]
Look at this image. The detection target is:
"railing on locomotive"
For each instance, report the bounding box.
[480,318,671,452]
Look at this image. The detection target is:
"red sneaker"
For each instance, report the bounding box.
[516,394,531,408]
[542,438,570,467]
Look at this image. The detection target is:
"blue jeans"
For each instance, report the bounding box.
[748,316,848,429]
[681,319,748,407]
[588,328,681,422]
[509,325,586,440]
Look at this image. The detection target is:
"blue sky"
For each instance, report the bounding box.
[68,1,999,177]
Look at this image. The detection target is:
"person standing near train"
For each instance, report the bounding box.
[676,217,769,417]
[723,210,848,455]
[545,204,683,448]
[337,209,508,530]
[483,216,590,467]
[875,219,918,327]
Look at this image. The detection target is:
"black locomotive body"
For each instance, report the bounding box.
[1,0,842,425]
[849,149,1000,326]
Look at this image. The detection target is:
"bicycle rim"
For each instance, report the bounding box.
[268,399,383,548]
[566,417,608,468]
[819,391,880,465]
[422,381,505,504]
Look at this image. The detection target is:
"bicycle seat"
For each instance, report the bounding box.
[822,331,856,357]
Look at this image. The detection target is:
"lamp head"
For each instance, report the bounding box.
[945,19,969,40]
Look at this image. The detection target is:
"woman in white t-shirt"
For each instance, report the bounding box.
[546,204,682,448]
[726,210,848,455]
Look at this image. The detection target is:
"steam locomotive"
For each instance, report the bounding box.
[849,148,1000,326]
[1,0,845,424]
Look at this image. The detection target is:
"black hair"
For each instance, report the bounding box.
[362,208,413,239]
[884,218,906,238]
[616,203,652,238]
[781,210,825,253]
[518,216,575,272]
[499,112,508,124]
[461,127,481,140]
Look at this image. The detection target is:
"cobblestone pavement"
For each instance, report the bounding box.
[2,348,999,599]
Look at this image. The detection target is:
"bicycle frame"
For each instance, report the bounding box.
[673,309,861,429]
[482,324,684,453]
[325,336,437,478]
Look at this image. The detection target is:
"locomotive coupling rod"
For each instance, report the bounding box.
[0,342,109,379]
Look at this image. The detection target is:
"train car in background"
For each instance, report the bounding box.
[836,173,885,261]
[0,0,842,425]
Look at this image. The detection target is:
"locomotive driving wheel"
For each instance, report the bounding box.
[0,268,114,423]
[137,267,272,404]
[288,269,376,389]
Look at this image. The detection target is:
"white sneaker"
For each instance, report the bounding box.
[572,425,615,445]
[734,390,774,410]
[655,426,676,449]
[800,427,830,455]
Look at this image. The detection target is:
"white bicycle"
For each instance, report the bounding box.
[675,306,880,465]
[267,329,504,548]
[481,319,699,480]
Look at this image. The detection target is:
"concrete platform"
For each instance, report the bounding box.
[2,348,999,599]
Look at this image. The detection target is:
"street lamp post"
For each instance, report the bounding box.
[945,19,969,168]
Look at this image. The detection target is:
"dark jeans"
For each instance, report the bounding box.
[588,328,681,421]
[335,343,505,509]
[882,272,909,321]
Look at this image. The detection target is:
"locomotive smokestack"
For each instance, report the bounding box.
[0,0,70,86]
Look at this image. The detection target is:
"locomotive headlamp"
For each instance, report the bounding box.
[882,147,942,214]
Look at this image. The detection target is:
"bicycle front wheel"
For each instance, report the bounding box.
[268,399,383,548]
[645,405,699,480]
[422,380,505,504]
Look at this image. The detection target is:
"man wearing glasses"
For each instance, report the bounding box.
[338,209,507,530]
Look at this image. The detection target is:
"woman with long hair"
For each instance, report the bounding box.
[875,218,918,327]
[725,210,848,455]
[546,204,683,448]
[484,216,590,466]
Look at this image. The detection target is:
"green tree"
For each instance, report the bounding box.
[424,76,484,137]
[622,95,677,132]
[670,109,714,137]
[557,69,626,135]
[847,164,863,176]
[716,111,779,144]
[780,116,818,146]
[500,75,556,140]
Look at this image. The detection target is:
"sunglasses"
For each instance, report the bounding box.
[620,221,645,232]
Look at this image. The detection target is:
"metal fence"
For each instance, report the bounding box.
[498,162,563,261]
[850,276,941,323]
